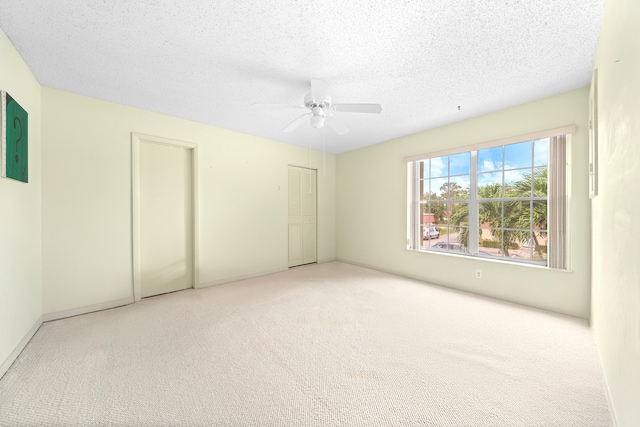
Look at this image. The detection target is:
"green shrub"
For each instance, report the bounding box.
[479,239,548,252]
[480,239,519,250]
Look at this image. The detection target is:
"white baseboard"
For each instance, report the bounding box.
[0,315,43,379]
[335,258,424,282]
[42,297,134,322]
[198,267,289,288]
[198,260,338,288]
[595,348,619,427]
[604,381,619,427]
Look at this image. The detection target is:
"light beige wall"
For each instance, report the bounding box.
[337,88,590,318]
[41,88,335,315]
[0,30,43,373]
[591,0,640,424]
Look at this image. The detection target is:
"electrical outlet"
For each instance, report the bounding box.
[475,269,482,279]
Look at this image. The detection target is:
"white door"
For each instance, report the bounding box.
[288,166,317,267]
[140,141,194,297]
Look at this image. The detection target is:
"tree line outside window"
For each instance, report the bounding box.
[410,136,565,267]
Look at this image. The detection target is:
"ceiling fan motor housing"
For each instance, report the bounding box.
[305,93,330,128]
[305,93,331,111]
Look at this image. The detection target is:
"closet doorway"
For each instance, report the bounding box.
[132,133,199,300]
[288,166,317,267]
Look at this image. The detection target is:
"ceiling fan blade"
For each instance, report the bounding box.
[251,103,306,110]
[333,103,383,114]
[326,117,349,135]
[310,79,328,103]
[282,113,310,133]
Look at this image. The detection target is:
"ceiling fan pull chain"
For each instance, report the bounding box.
[308,138,312,194]
[323,127,326,176]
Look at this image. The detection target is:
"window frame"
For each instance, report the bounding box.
[405,126,574,269]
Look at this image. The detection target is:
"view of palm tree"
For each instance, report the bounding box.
[423,168,548,262]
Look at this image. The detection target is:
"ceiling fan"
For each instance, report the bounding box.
[257,79,382,135]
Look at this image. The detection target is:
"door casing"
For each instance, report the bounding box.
[131,133,199,301]
[288,165,317,267]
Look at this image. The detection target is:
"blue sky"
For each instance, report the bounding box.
[423,138,549,197]
[478,138,549,172]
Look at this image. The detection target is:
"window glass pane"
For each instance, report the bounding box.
[532,200,548,232]
[534,138,549,167]
[422,225,442,243]
[450,176,470,200]
[430,156,448,178]
[478,228,502,258]
[451,226,468,251]
[508,200,531,229]
[431,239,465,252]
[427,202,447,226]
[424,238,439,249]
[449,202,469,228]
[442,203,469,250]
[504,141,532,170]
[430,177,449,199]
[532,231,548,261]
[479,201,503,228]
[478,146,502,172]
[478,173,502,198]
[450,152,470,176]
[506,230,533,260]
[515,232,534,260]
[504,170,529,197]
[420,160,428,179]
[502,230,524,259]
[421,204,434,228]
[532,168,547,197]
[421,181,431,200]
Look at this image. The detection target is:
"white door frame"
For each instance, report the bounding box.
[131,133,199,301]
[288,164,318,267]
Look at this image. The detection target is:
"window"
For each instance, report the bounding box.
[406,127,572,269]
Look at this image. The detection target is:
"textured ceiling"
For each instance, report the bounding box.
[0,1,604,154]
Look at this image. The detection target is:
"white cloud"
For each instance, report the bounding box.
[534,138,549,166]
[481,160,498,172]
[452,175,470,189]
[430,157,446,177]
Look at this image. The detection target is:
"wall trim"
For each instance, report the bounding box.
[604,380,619,427]
[595,347,619,427]
[336,258,435,285]
[131,132,200,302]
[42,297,134,322]
[336,258,587,320]
[0,315,43,379]
[198,267,288,288]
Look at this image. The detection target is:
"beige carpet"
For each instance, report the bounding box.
[0,262,612,426]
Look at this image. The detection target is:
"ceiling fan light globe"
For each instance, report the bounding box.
[310,115,325,129]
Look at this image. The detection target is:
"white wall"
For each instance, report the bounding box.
[41,88,335,315]
[0,30,43,375]
[591,0,640,424]
[337,88,591,318]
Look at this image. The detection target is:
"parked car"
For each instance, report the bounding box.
[423,227,440,239]
[431,242,465,251]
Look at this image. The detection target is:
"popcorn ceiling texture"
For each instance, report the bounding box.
[0,1,604,153]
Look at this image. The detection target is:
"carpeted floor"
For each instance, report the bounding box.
[0,262,612,426]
